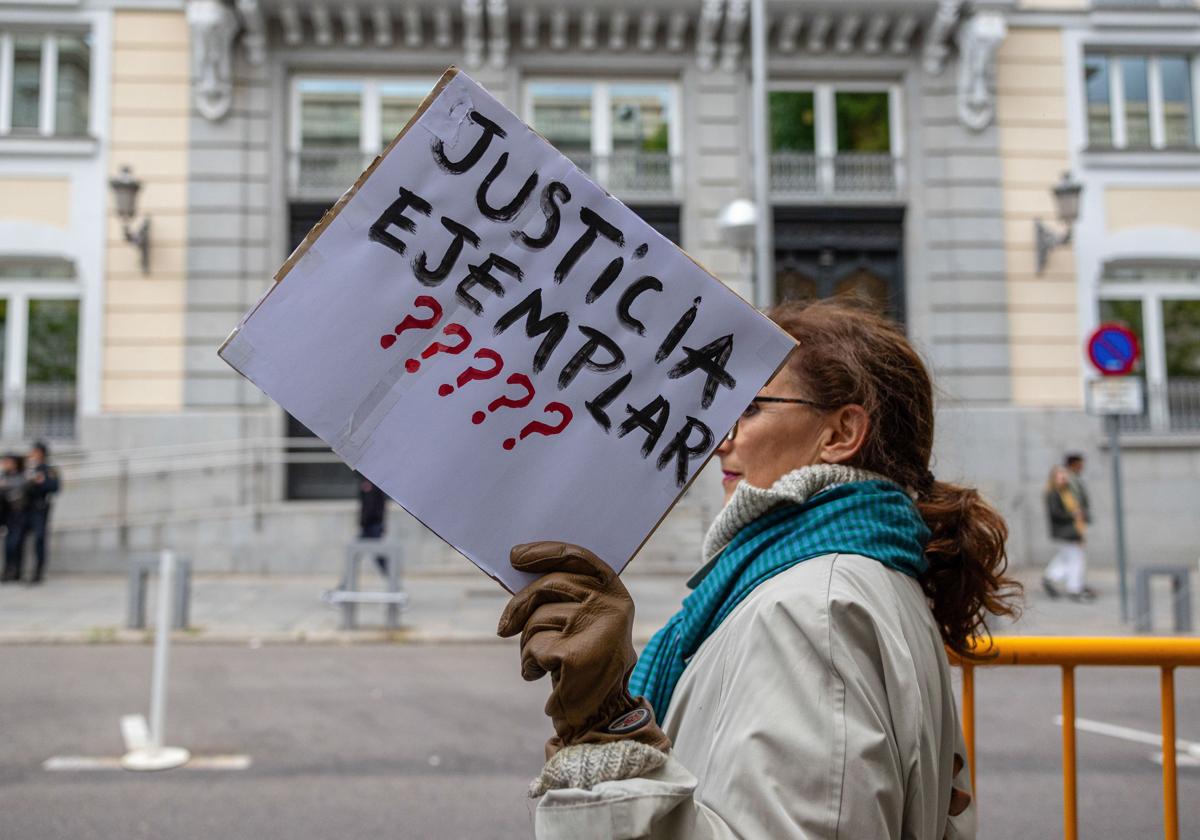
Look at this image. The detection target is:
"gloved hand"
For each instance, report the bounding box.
[497,541,671,759]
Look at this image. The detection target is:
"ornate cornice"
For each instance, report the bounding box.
[957,11,1008,132]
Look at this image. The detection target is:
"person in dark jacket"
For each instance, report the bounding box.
[0,454,27,583]
[358,474,388,574]
[1043,465,1094,601]
[22,441,59,584]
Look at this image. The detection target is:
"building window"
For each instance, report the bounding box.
[1084,51,1198,150]
[769,83,903,197]
[289,76,433,200]
[0,30,90,137]
[1100,265,1200,432]
[525,80,681,201]
[0,258,79,441]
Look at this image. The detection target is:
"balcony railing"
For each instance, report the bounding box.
[1,383,77,442]
[771,152,904,199]
[289,148,682,202]
[1115,378,1200,434]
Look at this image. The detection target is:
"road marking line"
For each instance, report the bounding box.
[1054,716,1200,758]
[43,754,251,772]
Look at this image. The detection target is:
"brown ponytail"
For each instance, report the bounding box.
[768,298,1022,657]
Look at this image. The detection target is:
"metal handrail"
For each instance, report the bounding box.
[950,636,1200,840]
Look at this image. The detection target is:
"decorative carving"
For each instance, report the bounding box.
[720,0,748,72]
[609,9,629,51]
[341,5,362,47]
[549,9,568,51]
[310,4,332,46]
[666,10,688,52]
[487,0,508,67]
[637,10,658,52]
[463,0,484,68]
[776,14,802,53]
[807,14,832,53]
[403,6,422,48]
[434,6,453,49]
[186,0,238,122]
[834,13,861,54]
[279,2,302,46]
[863,14,889,55]
[580,9,598,50]
[956,11,1007,132]
[923,0,963,75]
[521,6,539,50]
[890,14,918,55]
[696,0,722,70]
[372,4,393,47]
[235,0,265,64]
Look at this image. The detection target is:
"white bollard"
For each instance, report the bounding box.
[121,550,190,771]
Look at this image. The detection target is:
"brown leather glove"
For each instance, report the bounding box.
[497,541,671,760]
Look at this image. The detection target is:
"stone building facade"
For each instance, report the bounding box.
[0,0,1198,574]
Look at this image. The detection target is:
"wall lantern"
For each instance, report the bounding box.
[1034,171,1083,275]
[109,165,151,275]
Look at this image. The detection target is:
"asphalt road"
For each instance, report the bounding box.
[1,644,1197,839]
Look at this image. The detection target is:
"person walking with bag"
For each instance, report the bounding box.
[497,299,1021,839]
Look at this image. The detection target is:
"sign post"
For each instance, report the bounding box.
[1086,323,1141,622]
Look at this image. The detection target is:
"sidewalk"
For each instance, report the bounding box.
[0,565,1193,644]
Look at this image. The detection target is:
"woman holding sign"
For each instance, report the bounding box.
[498,298,1021,839]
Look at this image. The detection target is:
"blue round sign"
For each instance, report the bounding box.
[1087,323,1140,376]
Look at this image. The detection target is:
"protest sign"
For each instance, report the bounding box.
[220,68,796,593]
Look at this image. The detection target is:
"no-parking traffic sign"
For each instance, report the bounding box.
[1087,323,1140,376]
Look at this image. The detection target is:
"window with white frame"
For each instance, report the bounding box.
[289,76,434,199]
[1084,52,1199,150]
[524,80,681,200]
[1099,265,1200,433]
[0,258,80,441]
[768,83,904,196]
[0,29,90,137]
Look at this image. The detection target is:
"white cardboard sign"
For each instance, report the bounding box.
[220,68,796,592]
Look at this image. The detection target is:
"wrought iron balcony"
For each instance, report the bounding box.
[288,147,682,203]
[771,152,905,200]
[1,383,77,441]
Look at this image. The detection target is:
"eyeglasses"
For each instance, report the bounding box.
[724,396,837,443]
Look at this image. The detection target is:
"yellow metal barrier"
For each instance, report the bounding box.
[950,636,1200,840]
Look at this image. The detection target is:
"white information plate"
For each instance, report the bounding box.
[219,68,796,592]
[1087,377,1145,416]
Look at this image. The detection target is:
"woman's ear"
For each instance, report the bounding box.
[818,404,870,465]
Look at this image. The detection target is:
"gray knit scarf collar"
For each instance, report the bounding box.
[698,463,888,575]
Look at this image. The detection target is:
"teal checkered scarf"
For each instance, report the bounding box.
[629,479,930,721]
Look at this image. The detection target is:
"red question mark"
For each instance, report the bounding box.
[380,295,442,350]
[503,402,573,451]
[473,373,535,424]
[406,323,472,373]
[438,349,504,397]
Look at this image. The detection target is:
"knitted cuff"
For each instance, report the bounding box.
[528,741,670,798]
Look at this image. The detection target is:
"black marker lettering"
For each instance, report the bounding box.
[656,416,714,487]
[516,181,571,249]
[667,334,737,409]
[413,216,481,286]
[455,254,523,316]
[368,187,432,256]
[618,396,671,459]
[554,207,625,284]
[585,372,633,433]
[476,152,539,222]
[617,276,664,336]
[585,258,624,304]
[432,110,506,174]
[557,326,625,390]
[656,297,701,363]
[493,288,570,374]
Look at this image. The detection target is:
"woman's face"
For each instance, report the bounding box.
[714,367,851,505]
[1,458,14,473]
[1052,467,1070,488]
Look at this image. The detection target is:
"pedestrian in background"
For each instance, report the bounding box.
[0,454,26,583]
[1043,465,1094,602]
[1064,452,1091,529]
[21,441,60,585]
[358,474,389,574]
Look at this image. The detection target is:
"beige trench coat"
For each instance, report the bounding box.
[536,552,977,840]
